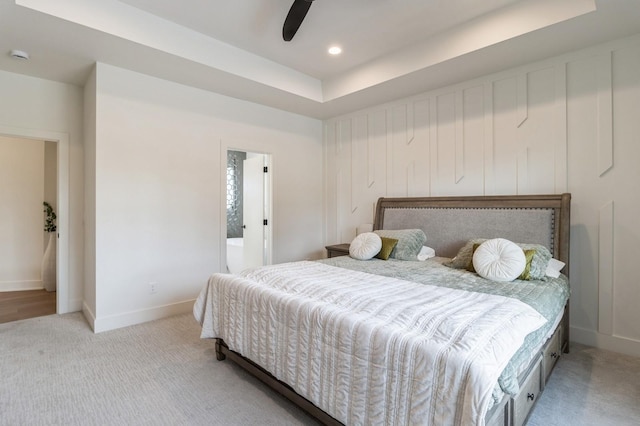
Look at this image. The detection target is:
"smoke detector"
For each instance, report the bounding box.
[10,49,30,60]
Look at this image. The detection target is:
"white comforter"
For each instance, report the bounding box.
[193,261,546,426]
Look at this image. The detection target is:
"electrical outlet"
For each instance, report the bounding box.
[149,282,158,294]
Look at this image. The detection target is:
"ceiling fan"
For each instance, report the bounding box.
[283,0,315,41]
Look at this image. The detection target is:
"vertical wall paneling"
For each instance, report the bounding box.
[323,121,337,244]
[609,43,640,343]
[597,52,614,176]
[516,73,529,193]
[371,109,387,200]
[407,102,415,146]
[366,115,375,188]
[462,85,486,195]
[324,35,640,356]
[483,81,495,195]
[406,102,415,195]
[413,99,430,196]
[435,93,458,194]
[598,200,614,335]
[492,77,518,194]
[455,92,464,183]
[337,119,353,242]
[352,116,367,214]
[516,147,529,194]
[554,63,568,192]
[389,105,408,196]
[429,97,439,195]
[517,73,529,127]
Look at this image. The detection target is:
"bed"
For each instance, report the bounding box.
[194,193,571,426]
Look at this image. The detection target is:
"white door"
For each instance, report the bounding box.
[242,155,265,269]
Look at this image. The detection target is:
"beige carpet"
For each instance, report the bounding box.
[0,312,315,426]
[1,312,638,425]
[527,342,640,426]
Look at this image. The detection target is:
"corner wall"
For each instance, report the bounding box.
[324,34,640,357]
[89,63,323,332]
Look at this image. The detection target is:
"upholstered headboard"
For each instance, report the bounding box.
[373,194,571,275]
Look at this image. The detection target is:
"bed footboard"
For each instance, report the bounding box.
[214,338,342,426]
[214,312,565,426]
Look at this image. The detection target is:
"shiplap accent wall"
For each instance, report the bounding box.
[324,35,640,356]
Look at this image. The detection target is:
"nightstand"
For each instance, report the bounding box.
[325,243,350,258]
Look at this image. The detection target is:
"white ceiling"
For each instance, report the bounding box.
[1,0,640,119]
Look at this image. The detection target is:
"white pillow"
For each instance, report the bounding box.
[545,258,566,278]
[349,232,382,260]
[472,238,526,282]
[417,246,436,261]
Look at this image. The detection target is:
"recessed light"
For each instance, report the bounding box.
[328,46,342,55]
[9,49,30,60]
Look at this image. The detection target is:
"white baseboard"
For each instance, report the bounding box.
[0,280,43,292]
[570,326,640,358]
[82,302,97,331]
[90,299,195,333]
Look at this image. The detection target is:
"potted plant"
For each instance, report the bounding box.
[42,201,57,292]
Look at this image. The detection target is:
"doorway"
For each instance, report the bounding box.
[0,125,70,315]
[0,135,57,322]
[225,150,271,273]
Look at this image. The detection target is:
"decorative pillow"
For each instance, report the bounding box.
[472,238,526,282]
[519,249,536,280]
[447,238,552,280]
[375,237,398,260]
[374,229,426,260]
[417,246,436,261]
[468,243,536,280]
[545,258,566,278]
[349,232,382,260]
[446,238,487,269]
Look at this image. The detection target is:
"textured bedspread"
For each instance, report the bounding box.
[319,256,570,397]
[194,261,546,425]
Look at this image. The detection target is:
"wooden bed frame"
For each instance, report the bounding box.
[214,193,571,426]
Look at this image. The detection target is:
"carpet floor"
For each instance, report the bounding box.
[0,312,638,425]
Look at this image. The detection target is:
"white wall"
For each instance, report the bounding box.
[83,67,97,317]
[324,34,640,357]
[87,63,323,332]
[0,136,44,291]
[0,70,84,311]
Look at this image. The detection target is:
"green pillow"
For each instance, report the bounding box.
[374,229,427,260]
[376,237,398,260]
[518,249,536,280]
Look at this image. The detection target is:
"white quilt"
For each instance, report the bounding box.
[193,261,546,426]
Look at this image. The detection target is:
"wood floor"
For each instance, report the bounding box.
[0,290,56,324]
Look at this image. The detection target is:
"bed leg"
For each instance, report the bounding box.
[215,338,226,361]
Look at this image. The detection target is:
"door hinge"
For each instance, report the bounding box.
[263,166,268,173]
[263,219,268,226]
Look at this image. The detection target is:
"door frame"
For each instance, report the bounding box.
[222,147,272,272]
[0,125,70,314]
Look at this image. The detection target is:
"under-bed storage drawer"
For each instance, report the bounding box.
[543,325,562,381]
[512,361,541,426]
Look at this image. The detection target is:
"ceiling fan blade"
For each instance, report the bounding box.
[283,0,313,42]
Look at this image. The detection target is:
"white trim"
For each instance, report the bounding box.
[0,125,70,314]
[571,325,640,358]
[90,299,195,333]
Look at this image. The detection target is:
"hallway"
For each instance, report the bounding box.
[0,290,55,324]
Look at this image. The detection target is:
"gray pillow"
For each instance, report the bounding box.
[446,238,552,280]
[374,229,426,260]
